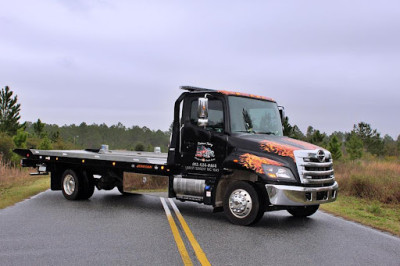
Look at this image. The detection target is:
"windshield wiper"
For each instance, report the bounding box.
[255,131,276,135]
[234,130,255,134]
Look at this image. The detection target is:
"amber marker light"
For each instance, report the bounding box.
[267,173,277,178]
[112,162,116,166]
[82,159,85,163]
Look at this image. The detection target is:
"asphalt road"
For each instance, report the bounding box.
[1,189,399,266]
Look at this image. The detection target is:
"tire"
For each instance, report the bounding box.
[287,205,320,217]
[61,169,80,200]
[80,171,95,200]
[117,184,124,194]
[223,181,261,226]
[117,184,129,195]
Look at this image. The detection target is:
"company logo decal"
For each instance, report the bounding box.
[195,142,216,162]
[238,153,283,174]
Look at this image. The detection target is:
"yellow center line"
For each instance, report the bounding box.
[160,197,193,266]
[168,198,211,266]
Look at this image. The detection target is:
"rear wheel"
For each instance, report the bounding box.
[223,181,262,226]
[62,169,80,200]
[80,171,95,200]
[287,205,320,217]
[117,184,124,194]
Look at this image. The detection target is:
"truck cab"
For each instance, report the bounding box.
[168,86,338,225]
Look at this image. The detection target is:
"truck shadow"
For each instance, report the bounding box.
[55,191,320,230]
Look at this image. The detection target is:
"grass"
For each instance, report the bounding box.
[321,195,400,237]
[334,159,400,204]
[0,160,50,209]
[320,158,400,237]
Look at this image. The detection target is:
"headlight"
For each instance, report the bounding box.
[262,164,296,182]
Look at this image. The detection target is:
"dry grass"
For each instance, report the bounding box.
[0,159,32,187]
[335,159,400,204]
[0,157,50,209]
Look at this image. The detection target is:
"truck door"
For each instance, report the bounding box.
[180,95,227,177]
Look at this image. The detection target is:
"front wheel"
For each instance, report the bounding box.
[287,205,320,217]
[223,181,262,226]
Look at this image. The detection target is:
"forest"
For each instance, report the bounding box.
[1,85,399,164]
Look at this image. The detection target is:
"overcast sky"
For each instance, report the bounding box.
[1,0,399,138]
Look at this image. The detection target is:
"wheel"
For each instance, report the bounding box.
[80,171,95,200]
[117,184,124,194]
[287,205,320,217]
[223,181,261,226]
[117,184,129,195]
[61,169,80,200]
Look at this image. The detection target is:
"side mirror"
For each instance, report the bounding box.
[198,97,208,127]
[278,106,286,123]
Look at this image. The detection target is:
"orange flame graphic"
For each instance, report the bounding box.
[239,153,283,174]
[259,141,297,161]
[284,138,320,150]
[218,90,275,102]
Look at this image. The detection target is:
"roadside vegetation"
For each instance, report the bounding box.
[321,158,400,236]
[1,85,400,235]
[0,158,49,209]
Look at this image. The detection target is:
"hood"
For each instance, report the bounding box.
[228,134,326,176]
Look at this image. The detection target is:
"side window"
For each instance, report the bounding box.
[190,99,224,133]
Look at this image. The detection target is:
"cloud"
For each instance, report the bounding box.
[1,0,399,137]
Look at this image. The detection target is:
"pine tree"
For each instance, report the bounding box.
[0,86,21,135]
[345,133,363,160]
[282,116,293,137]
[13,128,28,148]
[328,135,342,160]
[352,122,384,156]
[33,119,45,137]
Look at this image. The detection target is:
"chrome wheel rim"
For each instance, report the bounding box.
[228,189,252,218]
[63,174,76,195]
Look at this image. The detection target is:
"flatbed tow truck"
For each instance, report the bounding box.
[15,86,338,225]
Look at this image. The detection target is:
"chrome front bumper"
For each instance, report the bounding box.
[265,182,338,206]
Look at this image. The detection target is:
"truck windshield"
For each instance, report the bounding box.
[228,96,283,136]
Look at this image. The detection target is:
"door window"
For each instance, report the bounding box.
[190,99,224,133]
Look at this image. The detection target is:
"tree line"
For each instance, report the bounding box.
[1,85,399,164]
[283,117,400,160]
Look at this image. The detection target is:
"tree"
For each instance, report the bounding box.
[0,86,21,135]
[345,133,363,160]
[352,122,384,156]
[0,132,14,162]
[33,119,45,137]
[382,134,397,156]
[282,116,293,137]
[282,116,305,140]
[134,142,145,151]
[38,135,52,150]
[13,128,28,148]
[327,135,342,160]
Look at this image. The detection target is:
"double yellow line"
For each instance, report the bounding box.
[160,197,211,266]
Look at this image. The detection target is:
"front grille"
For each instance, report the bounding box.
[294,149,335,186]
